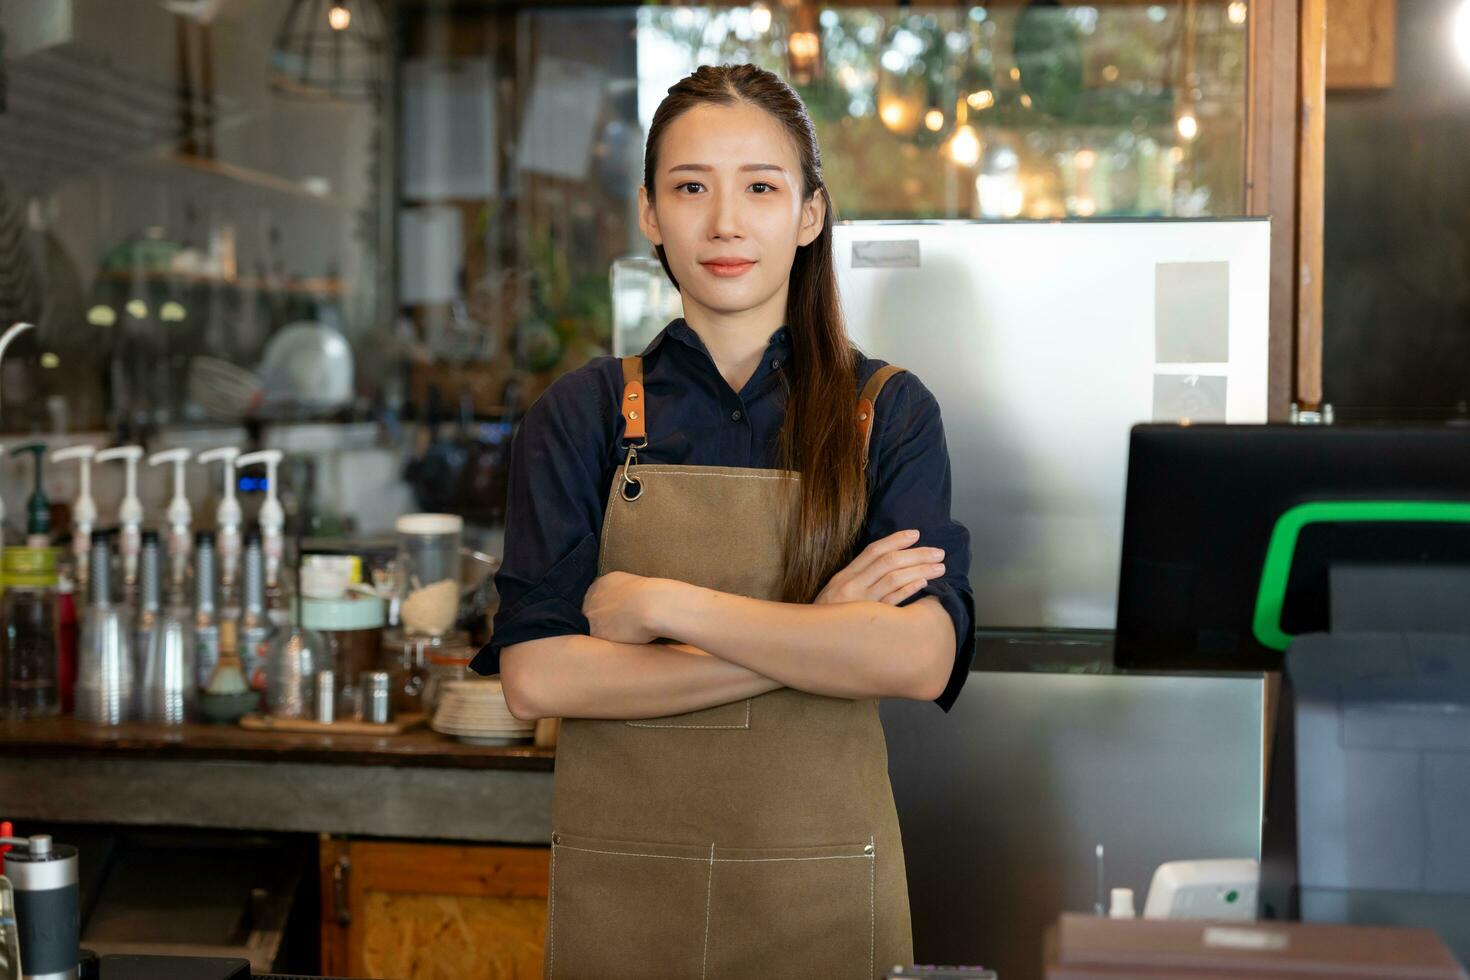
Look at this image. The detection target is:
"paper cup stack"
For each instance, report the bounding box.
[430,679,535,745]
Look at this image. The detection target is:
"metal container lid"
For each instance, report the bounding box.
[395,513,463,537]
[3,836,79,890]
[299,595,386,631]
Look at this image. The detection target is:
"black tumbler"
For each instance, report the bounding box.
[7,835,80,980]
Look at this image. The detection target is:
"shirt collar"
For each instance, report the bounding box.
[641,318,791,358]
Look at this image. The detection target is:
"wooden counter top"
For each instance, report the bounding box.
[0,716,555,772]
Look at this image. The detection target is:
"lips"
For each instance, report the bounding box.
[701,258,756,278]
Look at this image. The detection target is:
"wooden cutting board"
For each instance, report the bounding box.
[239,712,427,735]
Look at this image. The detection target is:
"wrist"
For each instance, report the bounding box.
[642,577,689,639]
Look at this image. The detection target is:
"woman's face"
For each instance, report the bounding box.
[639,101,825,329]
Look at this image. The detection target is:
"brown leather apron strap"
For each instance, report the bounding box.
[619,355,904,470]
[618,356,648,501]
[857,364,906,467]
[619,355,646,444]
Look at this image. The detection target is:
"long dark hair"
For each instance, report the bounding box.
[644,64,864,602]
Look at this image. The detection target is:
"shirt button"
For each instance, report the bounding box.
[770,358,782,370]
[730,409,743,422]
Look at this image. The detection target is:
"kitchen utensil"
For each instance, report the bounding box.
[0,830,79,980]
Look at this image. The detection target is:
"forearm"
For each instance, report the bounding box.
[650,585,954,702]
[498,633,783,721]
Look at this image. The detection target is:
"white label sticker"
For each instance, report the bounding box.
[1202,926,1289,951]
[852,239,921,268]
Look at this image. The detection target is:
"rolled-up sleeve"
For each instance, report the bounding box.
[862,369,975,711]
[470,366,611,676]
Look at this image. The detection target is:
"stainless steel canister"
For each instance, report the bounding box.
[358,670,392,724]
[315,669,336,724]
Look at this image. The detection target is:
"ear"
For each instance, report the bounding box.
[637,185,663,247]
[796,188,826,248]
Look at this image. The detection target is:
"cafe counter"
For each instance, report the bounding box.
[0,716,555,843]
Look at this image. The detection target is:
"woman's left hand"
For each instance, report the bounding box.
[583,571,663,645]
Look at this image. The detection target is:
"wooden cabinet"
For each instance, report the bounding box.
[319,838,548,979]
[1327,0,1396,89]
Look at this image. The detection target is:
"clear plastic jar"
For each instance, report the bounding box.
[418,630,473,713]
[1,548,61,719]
[265,625,327,720]
[395,514,462,636]
[301,595,385,718]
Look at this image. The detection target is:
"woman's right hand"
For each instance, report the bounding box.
[813,529,946,606]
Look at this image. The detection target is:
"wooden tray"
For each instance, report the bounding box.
[238,712,427,735]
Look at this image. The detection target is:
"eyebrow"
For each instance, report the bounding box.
[666,163,787,174]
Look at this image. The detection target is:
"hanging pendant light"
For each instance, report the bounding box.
[270,0,384,101]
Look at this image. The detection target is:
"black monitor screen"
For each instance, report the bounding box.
[1114,424,1470,670]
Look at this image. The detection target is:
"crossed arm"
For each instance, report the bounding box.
[499,528,958,719]
[499,530,955,720]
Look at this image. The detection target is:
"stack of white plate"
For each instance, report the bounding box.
[431,679,535,745]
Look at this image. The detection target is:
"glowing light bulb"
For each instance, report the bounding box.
[788,31,820,63]
[948,125,982,167]
[1176,113,1199,141]
[1228,2,1248,25]
[924,109,945,131]
[750,2,772,34]
[328,3,351,31]
[879,98,907,131]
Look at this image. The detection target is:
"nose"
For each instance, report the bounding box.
[710,187,743,241]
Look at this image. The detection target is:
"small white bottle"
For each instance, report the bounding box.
[1109,887,1137,919]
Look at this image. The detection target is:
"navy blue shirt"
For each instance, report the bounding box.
[470,318,976,711]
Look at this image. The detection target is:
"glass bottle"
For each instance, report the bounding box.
[140,571,196,725]
[240,532,271,692]
[134,531,162,689]
[193,531,219,691]
[1,547,61,719]
[75,535,133,725]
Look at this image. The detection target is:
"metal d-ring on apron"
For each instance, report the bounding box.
[546,354,912,980]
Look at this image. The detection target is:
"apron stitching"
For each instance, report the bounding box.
[868,836,876,980]
[701,843,715,980]
[554,843,872,862]
[632,470,796,482]
[625,698,751,730]
[599,487,617,570]
[548,840,557,978]
[625,723,748,729]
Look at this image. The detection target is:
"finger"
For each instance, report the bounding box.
[847,529,922,578]
[880,577,930,606]
[875,559,944,596]
[855,547,945,592]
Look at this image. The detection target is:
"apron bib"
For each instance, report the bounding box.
[545,356,913,979]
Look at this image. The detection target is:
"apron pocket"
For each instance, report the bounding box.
[625,696,751,730]
[704,839,877,980]
[548,832,715,979]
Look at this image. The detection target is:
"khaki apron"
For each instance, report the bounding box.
[546,356,913,979]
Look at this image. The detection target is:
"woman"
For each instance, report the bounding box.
[472,63,975,979]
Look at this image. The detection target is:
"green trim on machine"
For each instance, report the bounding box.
[1251,500,1470,652]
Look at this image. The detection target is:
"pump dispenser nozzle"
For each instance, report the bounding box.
[52,444,99,589]
[96,445,145,598]
[9,443,50,545]
[199,447,241,586]
[235,450,283,587]
[148,448,194,573]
